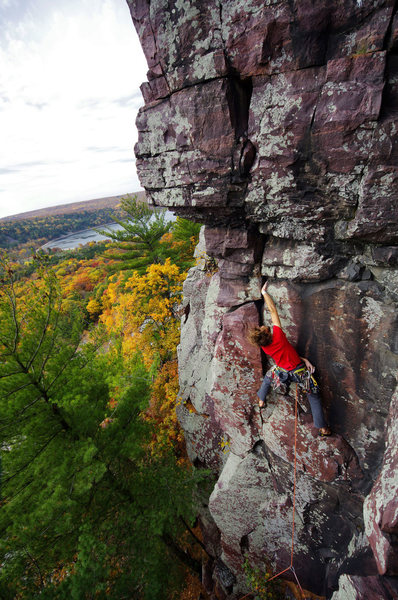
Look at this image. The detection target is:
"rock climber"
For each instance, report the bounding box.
[249,281,331,436]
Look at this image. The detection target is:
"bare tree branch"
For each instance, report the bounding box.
[37,303,63,383]
[1,380,34,400]
[0,370,23,379]
[45,340,81,394]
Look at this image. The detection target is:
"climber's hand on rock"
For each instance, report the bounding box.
[261,281,269,296]
[302,358,315,374]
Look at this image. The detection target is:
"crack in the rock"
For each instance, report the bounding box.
[252,288,270,378]
[239,531,255,554]
[217,0,227,58]
[379,0,398,125]
[137,72,233,107]
[183,302,190,323]
[348,122,379,221]
[226,76,253,142]
[226,300,260,314]
[382,0,398,52]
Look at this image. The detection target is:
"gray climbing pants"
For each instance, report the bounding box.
[257,366,327,429]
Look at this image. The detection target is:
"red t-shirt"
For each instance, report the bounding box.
[261,326,302,371]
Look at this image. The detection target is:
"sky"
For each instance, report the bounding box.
[0,0,148,219]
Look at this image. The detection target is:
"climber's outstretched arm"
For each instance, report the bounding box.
[261,282,281,328]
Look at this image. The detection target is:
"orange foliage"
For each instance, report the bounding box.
[49,561,76,585]
[169,524,209,600]
[57,256,108,298]
[172,571,209,600]
[70,271,95,292]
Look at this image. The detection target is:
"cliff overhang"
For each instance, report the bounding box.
[127,1,398,598]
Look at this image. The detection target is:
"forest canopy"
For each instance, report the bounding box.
[0,196,206,600]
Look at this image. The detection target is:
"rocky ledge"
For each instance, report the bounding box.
[127,1,398,598]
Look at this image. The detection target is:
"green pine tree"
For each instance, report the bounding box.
[97,195,173,273]
[171,217,201,245]
[0,255,204,599]
[167,217,202,271]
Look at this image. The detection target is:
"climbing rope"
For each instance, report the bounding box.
[240,384,306,600]
[266,384,305,594]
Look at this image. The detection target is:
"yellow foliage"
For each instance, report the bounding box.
[143,360,185,457]
[100,259,185,366]
[86,298,102,319]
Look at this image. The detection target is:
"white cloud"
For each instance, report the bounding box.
[0,0,148,218]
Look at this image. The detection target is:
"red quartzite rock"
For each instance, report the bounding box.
[364,387,398,575]
[208,442,371,595]
[262,393,363,483]
[330,574,398,600]
[127,0,398,597]
[135,78,235,197]
[129,0,398,235]
[261,237,342,282]
[337,166,398,244]
[207,302,263,457]
[177,257,227,414]
[176,402,225,472]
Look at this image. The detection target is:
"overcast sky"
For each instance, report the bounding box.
[0,0,148,219]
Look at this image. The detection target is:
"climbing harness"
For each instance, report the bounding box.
[240,384,306,600]
[267,363,319,396]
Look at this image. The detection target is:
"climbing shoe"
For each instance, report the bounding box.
[318,427,332,437]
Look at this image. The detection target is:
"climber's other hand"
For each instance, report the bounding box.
[303,358,315,374]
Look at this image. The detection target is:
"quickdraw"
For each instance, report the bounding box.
[266,365,286,389]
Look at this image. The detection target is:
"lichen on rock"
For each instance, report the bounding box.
[127,0,398,597]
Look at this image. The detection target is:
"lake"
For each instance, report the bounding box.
[41,210,175,251]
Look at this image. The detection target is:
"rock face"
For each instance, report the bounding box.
[127,1,398,597]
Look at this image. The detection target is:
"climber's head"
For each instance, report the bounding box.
[248,325,273,347]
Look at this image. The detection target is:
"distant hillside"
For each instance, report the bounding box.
[0,192,147,249]
[0,191,146,223]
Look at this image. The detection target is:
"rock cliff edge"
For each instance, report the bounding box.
[127,1,398,597]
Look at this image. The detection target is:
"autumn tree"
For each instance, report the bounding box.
[98,259,188,461]
[0,255,204,599]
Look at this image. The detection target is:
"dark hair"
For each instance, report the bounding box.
[248,326,273,347]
